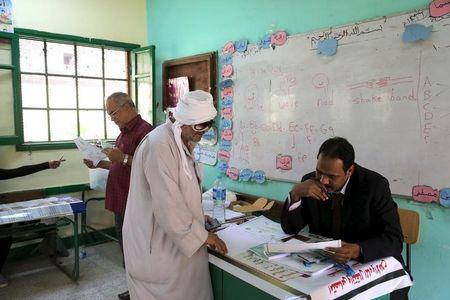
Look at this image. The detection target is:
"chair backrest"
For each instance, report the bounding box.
[398,208,420,276]
[398,208,420,244]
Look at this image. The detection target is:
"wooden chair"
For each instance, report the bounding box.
[398,208,420,275]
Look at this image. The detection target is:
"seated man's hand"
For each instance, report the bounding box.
[83,159,96,169]
[206,233,228,255]
[290,179,329,202]
[327,242,361,264]
[102,148,125,163]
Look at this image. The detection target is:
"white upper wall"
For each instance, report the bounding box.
[13,0,147,45]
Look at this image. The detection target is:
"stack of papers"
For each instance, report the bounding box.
[267,234,341,253]
[203,208,245,222]
[216,216,290,256]
[265,234,340,276]
[296,249,331,264]
[249,243,290,261]
[277,252,335,277]
[216,224,264,256]
[0,197,85,225]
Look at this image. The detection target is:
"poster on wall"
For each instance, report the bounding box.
[0,0,13,33]
[166,76,189,108]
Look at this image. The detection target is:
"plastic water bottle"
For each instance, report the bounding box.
[212,176,226,223]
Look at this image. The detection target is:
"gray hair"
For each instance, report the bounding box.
[106,92,136,109]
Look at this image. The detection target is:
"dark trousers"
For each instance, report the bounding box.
[0,224,13,273]
[390,286,410,300]
[114,212,125,257]
[114,213,127,295]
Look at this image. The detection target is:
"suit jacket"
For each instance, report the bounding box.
[281,164,404,264]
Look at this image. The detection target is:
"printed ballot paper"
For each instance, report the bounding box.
[74,137,107,167]
[267,236,341,253]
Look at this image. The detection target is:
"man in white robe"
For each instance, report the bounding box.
[123,90,227,300]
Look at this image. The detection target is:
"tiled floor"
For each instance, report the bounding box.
[0,242,127,299]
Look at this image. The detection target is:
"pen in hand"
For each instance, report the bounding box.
[49,156,65,169]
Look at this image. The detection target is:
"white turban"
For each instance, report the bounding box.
[172,90,217,180]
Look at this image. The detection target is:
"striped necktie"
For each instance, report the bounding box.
[331,193,344,239]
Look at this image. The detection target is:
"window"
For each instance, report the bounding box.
[0,32,20,145]
[131,46,155,126]
[17,30,138,148]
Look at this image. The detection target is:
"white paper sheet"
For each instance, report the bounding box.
[204,208,245,220]
[238,215,290,241]
[216,225,266,256]
[74,137,107,167]
[267,239,341,253]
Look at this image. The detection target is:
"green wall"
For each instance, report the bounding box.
[147,1,450,299]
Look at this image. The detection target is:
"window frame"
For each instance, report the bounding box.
[131,45,156,125]
[0,31,21,145]
[13,28,140,151]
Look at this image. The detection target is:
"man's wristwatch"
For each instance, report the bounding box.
[122,154,129,166]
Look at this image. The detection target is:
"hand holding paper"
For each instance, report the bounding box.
[326,241,361,264]
[102,148,125,164]
[267,238,341,253]
[100,140,113,149]
[74,137,107,167]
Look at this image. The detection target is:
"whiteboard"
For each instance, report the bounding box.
[225,9,450,196]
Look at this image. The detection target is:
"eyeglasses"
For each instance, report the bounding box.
[108,105,123,119]
[191,121,213,132]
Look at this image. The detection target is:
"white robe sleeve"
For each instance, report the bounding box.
[143,141,208,258]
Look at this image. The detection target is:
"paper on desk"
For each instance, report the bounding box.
[225,209,245,220]
[74,137,106,167]
[0,197,80,225]
[204,208,245,221]
[267,239,341,253]
[238,215,290,241]
[234,251,302,282]
[275,247,335,276]
[216,216,290,256]
[216,225,265,256]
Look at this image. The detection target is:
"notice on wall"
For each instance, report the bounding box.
[0,0,13,33]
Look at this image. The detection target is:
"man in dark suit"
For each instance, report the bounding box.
[281,137,408,299]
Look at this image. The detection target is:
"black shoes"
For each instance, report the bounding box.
[0,273,9,288]
[118,290,130,300]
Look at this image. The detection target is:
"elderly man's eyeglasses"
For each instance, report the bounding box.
[108,105,123,119]
[191,121,213,132]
